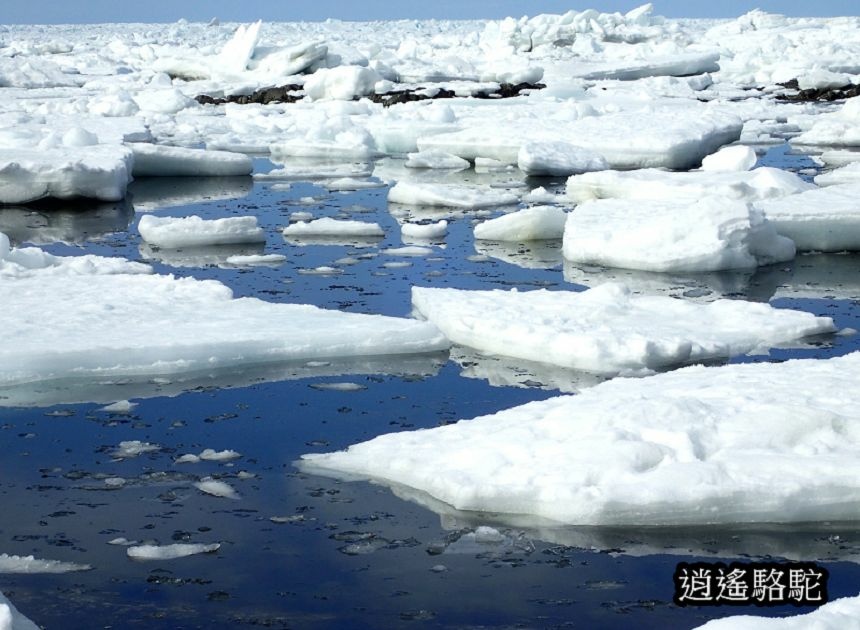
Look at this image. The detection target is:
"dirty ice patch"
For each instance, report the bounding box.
[389,182,519,209]
[0,246,448,387]
[755,183,860,252]
[138,215,266,248]
[127,543,221,560]
[566,167,813,204]
[694,593,860,629]
[474,206,566,241]
[301,352,860,526]
[411,284,834,374]
[128,144,252,177]
[0,146,133,204]
[562,198,796,272]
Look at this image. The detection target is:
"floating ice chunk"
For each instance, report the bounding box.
[100,400,137,414]
[0,591,40,630]
[755,183,860,251]
[700,145,757,172]
[127,543,221,560]
[324,177,386,191]
[384,246,434,257]
[694,593,860,629]
[474,206,566,241]
[194,478,240,499]
[256,163,372,181]
[113,440,160,459]
[200,449,241,462]
[0,146,133,204]
[128,144,252,177]
[282,218,383,237]
[301,352,860,526]
[405,151,470,170]
[224,253,286,266]
[0,553,92,574]
[304,66,381,101]
[517,141,608,177]
[562,198,795,272]
[793,97,860,147]
[138,215,265,249]
[0,239,447,386]
[401,220,448,240]
[411,284,833,374]
[389,182,518,209]
[566,167,813,203]
[176,454,201,464]
[815,162,860,187]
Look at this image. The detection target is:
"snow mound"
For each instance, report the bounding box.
[138,215,266,248]
[411,283,834,374]
[474,206,566,241]
[301,352,860,526]
[562,197,795,272]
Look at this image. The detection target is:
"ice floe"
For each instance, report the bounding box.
[516,141,608,177]
[302,352,860,526]
[411,283,834,374]
[0,553,92,574]
[128,143,252,177]
[194,478,240,499]
[281,218,384,238]
[562,198,796,272]
[474,206,566,241]
[137,215,266,248]
[127,543,221,560]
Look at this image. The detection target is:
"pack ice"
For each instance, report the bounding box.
[0,234,448,387]
[302,352,860,526]
[411,284,834,374]
[562,198,796,272]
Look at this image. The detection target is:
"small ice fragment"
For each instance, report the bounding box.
[194,477,240,499]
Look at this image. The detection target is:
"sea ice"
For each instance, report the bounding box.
[0,554,92,574]
[814,162,860,187]
[700,145,757,172]
[137,215,266,248]
[474,206,566,241]
[128,143,252,177]
[411,283,834,374]
[194,478,240,499]
[0,239,448,388]
[0,146,133,204]
[405,151,470,170]
[281,218,384,237]
[694,593,860,629]
[303,66,381,101]
[562,198,795,272]
[127,543,221,560]
[517,141,608,177]
[301,352,860,526]
[566,167,813,204]
[755,183,860,251]
[401,220,448,240]
[389,182,519,209]
[0,591,39,630]
[793,97,860,147]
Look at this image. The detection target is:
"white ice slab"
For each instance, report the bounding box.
[389,182,519,209]
[138,215,265,249]
[517,141,608,177]
[302,352,860,526]
[793,97,860,147]
[412,283,833,374]
[563,198,795,272]
[755,183,860,251]
[700,145,757,172]
[566,167,813,203]
[0,241,448,387]
[303,66,381,101]
[127,543,221,560]
[281,218,384,237]
[0,592,39,630]
[694,593,860,629]
[129,144,252,177]
[815,162,860,187]
[474,206,566,241]
[577,52,720,81]
[0,146,133,204]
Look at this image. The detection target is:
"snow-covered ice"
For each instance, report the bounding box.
[755,183,860,251]
[474,206,566,241]
[302,352,860,526]
[137,215,266,248]
[562,198,796,272]
[411,283,834,374]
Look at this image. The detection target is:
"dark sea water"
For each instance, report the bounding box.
[1,145,859,629]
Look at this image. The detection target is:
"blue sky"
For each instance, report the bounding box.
[3,0,857,24]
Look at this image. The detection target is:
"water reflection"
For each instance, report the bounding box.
[129,176,252,212]
[0,201,134,245]
[0,352,447,408]
[474,239,564,270]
